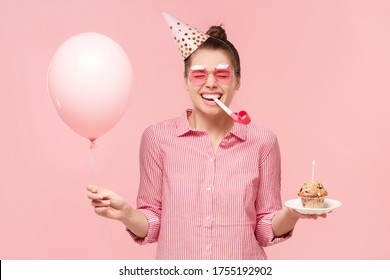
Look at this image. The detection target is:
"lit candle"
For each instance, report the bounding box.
[311,160,316,181]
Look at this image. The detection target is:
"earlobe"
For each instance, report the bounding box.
[235,77,241,90]
[184,77,189,91]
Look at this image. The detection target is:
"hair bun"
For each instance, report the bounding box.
[206,25,227,41]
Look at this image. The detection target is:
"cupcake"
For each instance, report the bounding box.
[298,180,328,208]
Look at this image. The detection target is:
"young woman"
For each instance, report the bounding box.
[87,17,325,260]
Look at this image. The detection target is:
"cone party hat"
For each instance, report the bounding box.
[162,12,210,60]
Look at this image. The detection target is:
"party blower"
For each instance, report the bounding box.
[213,98,251,125]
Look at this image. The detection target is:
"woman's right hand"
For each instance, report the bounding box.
[86,184,132,222]
[86,184,149,238]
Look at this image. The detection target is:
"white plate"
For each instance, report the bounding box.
[284,198,342,215]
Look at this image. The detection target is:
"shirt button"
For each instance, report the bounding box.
[206,186,212,191]
[206,216,211,221]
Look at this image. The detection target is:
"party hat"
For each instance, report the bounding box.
[162,12,209,60]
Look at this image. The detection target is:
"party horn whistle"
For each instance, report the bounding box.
[213,98,251,125]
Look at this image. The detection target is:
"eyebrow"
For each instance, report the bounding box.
[189,64,231,70]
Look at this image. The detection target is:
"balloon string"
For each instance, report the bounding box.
[90,140,97,149]
[89,150,95,185]
[89,141,104,254]
[89,141,96,185]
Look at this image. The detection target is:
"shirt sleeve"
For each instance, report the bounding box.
[127,125,163,245]
[255,133,293,247]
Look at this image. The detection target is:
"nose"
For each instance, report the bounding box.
[204,72,217,88]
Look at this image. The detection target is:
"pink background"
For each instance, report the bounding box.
[1,0,389,259]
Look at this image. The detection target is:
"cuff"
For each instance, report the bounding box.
[256,212,294,247]
[126,208,160,245]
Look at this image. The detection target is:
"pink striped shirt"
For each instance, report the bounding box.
[128,110,292,259]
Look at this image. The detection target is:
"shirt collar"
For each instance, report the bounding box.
[176,109,195,136]
[176,109,247,141]
[230,121,248,141]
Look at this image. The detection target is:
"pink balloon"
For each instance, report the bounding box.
[47,32,132,143]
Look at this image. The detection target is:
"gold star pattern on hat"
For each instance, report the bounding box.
[162,12,210,61]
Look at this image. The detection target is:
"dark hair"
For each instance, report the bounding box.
[184,25,241,77]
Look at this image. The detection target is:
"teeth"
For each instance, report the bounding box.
[201,94,221,99]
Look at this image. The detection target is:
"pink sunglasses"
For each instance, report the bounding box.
[188,64,234,85]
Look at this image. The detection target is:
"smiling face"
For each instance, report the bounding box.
[184,48,240,118]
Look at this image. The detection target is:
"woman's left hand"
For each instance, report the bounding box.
[286,207,329,220]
